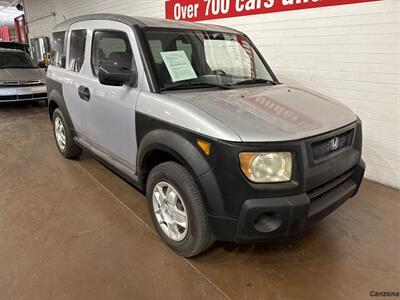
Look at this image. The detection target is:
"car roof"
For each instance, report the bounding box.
[52,14,243,35]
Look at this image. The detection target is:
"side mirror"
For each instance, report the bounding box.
[98,65,137,87]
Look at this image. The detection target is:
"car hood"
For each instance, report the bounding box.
[0,68,45,81]
[170,84,357,142]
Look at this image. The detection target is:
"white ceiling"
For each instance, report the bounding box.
[0,0,22,26]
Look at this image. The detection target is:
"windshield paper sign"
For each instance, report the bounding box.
[166,0,381,21]
[204,40,253,77]
[160,51,198,82]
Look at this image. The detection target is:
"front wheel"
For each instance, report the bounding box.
[52,108,82,159]
[146,161,215,257]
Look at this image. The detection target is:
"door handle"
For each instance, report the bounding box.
[78,86,91,101]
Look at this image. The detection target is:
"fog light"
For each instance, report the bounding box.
[254,212,283,233]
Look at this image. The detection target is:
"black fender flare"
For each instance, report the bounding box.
[137,129,211,180]
[137,129,225,216]
[137,129,227,217]
[47,78,76,136]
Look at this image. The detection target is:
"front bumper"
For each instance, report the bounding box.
[234,160,365,241]
[0,85,47,102]
[198,119,365,242]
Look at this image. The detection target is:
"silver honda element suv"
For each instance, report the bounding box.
[47,14,365,257]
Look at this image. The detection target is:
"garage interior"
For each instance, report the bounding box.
[1,0,399,299]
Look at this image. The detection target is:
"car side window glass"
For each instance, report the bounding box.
[68,29,87,73]
[91,31,134,77]
[50,31,66,68]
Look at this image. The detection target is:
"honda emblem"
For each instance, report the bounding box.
[329,137,340,151]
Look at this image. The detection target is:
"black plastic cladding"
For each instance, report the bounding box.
[135,112,217,177]
[136,110,362,218]
[46,77,76,134]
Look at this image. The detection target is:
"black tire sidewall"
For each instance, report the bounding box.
[52,108,80,158]
[146,162,209,257]
[52,109,67,155]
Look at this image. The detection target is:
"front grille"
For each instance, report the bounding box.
[0,80,44,87]
[311,129,354,160]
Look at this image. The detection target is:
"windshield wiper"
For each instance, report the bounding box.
[234,78,277,86]
[161,82,232,91]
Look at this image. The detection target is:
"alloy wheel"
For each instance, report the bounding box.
[54,116,66,151]
[152,182,188,241]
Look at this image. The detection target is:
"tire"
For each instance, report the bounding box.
[146,161,215,257]
[52,108,82,159]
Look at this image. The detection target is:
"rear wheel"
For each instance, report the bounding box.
[52,108,82,159]
[146,161,215,257]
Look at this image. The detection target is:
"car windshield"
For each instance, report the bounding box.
[144,29,276,91]
[0,52,38,69]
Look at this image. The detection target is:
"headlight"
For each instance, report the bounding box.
[239,152,292,183]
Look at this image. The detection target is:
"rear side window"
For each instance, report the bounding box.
[50,31,66,68]
[68,29,87,73]
[91,31,134,76]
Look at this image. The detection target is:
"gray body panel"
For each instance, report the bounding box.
[163,84,357,142]
[136,91,242,141]
[48,19,143,170]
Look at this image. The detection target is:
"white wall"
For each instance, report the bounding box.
[24,0,400,189]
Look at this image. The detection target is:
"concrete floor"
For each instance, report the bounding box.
[0,103,399,300]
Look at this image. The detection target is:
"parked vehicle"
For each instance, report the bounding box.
[0,49,47,103]
[47,14,365,257]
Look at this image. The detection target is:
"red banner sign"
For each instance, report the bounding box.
[0,26,11,42]
[166,0,380,21]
